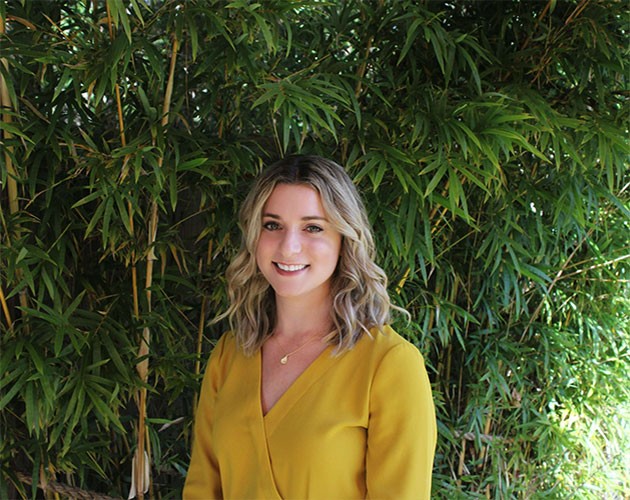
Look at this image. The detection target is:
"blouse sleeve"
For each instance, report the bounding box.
[183,334,229,500]
[366,342,437,500]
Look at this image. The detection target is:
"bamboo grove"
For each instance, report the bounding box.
[1,0,628,498]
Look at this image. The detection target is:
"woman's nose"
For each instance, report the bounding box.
[280,230,301,256]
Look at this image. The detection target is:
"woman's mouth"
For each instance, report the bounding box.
[275,263,308,272]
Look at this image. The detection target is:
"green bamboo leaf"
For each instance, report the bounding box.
[40,267,55,300]
[184,17,198,59]
[422,207,434,264]
[62,291,86,322]
[520,263,551,284]
[64,381,85,436]
[129,0,145,24]
[425,25,447,76]
[0,121,34,142]
[52,67,72,103]
[452,120,482,151]
[177,158,208,171]
[25,344,45,375]
[101,196,114,244]
[15,246,29,264]
[252,12,275,53]
[458,45,481,94]
[24,382,38,434]
[272,92,286,112]
[87,391,125,432]
[404,193,418,252]
[0,64,18,110]
[113,0,132,42]
[101,334,127,378]
[392,163,409,193]
[72,190,103,209]
[426,163,448,199]
[0,360,21,389]
[169,169,178,210]
[0,371,27,410]
[398,17,424,65]
[113,192,133,236]
[282,110,291,153]
[372,163,387,191]
[84,199,106,238]
[137,85,157,121]
[480,143,500,169]
[48,422,65,451]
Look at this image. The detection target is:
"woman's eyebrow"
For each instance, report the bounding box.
[262,213,328,222]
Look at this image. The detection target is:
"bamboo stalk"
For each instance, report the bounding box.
[191,293,207,421]
[192,239,213,416]
[105,0,138,324]
[479,406,494,473]
[1,15,18,216]
[105,2,127,147]
[457,437,467,483]
[103,5,150,497]
[106,0,140,325]
[1,14,29,317]
[0,96,18,216]
[133,34,180,499]
[0,284,12,332]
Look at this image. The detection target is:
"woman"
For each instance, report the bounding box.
[184,155,436,499]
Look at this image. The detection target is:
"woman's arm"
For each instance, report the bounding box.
[182,335,228,500]
[366,342,437,500]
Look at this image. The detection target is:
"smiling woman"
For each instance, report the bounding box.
[183,155,437,499]
[256,184,342,303]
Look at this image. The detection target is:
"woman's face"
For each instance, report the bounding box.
[255,184,342,303]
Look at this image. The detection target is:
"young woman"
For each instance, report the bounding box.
[184,155,436,499]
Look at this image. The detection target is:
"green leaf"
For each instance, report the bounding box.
[72,190,103,209]
[0,121,34,142]
[398,17,424,65]
[0,372,27,410]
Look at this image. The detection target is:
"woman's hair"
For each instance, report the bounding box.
[220,155,404,355]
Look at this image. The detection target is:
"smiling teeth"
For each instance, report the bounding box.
[277,263,306,272]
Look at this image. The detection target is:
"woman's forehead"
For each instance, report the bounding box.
[263,184,326,217]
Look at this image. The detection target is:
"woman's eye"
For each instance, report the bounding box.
[263,221,280,231]
[305,225,323,233]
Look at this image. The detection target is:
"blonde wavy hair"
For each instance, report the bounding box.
[220,155,405,355]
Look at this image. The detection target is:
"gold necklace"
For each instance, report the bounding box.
[276,335,322,365]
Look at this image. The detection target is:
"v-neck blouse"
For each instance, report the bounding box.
[183,326,436,499]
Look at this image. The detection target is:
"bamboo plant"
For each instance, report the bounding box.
[0,1,628,498]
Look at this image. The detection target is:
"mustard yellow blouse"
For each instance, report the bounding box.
[183,326,436,499]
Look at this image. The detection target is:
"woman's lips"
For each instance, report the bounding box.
[274,262,308,272]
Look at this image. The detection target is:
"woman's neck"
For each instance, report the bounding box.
[273,294,334,340]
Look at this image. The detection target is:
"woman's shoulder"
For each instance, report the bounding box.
[363,325,431,388]
[206,331,241,365]
[367,325,420,353]
[200,331,245,389]
[349,325,424,368]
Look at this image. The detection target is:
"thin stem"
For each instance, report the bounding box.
[0,284,12,331]
[1,14,29,317]
[1,17,17,215]
[520,228,594,341]
[134,33,180,499]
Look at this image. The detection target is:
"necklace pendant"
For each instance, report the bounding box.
[280,355,289,365]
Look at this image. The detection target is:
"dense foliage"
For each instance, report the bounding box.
[1,0,628,498]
